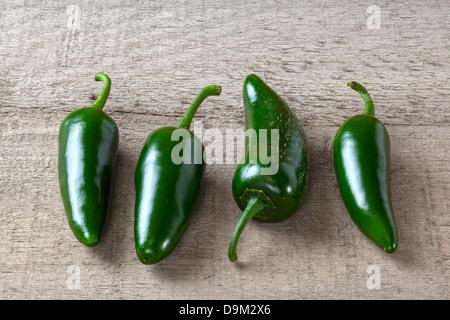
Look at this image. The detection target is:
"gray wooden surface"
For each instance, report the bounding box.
[0,0,449,300]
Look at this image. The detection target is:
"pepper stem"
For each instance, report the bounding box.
[347,81,375,116]
[178,85,222,130]
[91,73,111,110]
[228,197,266,262]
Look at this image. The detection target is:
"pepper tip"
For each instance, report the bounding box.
[383,242,398,254]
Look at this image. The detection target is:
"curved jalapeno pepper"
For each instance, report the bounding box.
[134,85,221,264]
[58,73,119,247]
[333,81,398,253]
[228,74,308,262]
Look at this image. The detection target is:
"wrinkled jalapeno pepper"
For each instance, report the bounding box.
[228,74,308,262]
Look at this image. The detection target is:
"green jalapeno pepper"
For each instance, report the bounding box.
[58,73,119,247]
[134,85,221,264]
[333,81,398,253]
[228,74,308,262]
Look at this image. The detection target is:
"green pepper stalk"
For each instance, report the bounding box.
[90,73,111,110]
[333,81,398,253]
[134,85,221,265]
[228,74,308,262]
[58,73,119,247]
[178,85,222,129]
[347,81,374,116]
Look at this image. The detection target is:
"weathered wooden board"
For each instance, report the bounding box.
[0,0,449,299]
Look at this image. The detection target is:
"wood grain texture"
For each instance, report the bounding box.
[0,0,449,299]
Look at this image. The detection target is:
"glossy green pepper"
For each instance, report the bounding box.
[228,74,308,262]
[134,85,222,264]
[58,73,119,247]
[333,81,398,253]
